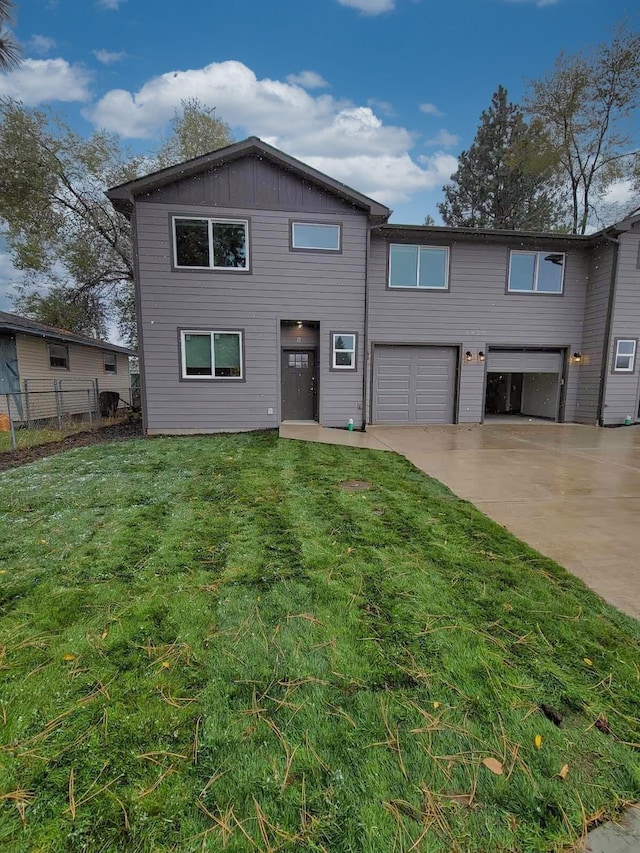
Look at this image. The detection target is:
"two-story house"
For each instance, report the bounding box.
[107,137,640,433]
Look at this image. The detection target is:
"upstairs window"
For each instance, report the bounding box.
[103,352,117,374]
[508,251,565,294]
[614,339,636,373]
[331,333,357,370]
[173,217,249,271]
[388,244,449,289]
[48,343,69,369]
[180,330,243,379]
[291,222,341,252]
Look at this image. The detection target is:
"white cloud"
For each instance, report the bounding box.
[419,102,443,117]
[425,129,460,148]
[286,70,329,89]
[368,97,395,116]
[93,49,126,64]
[0,253,18,312]
[0,58,91,105]
[86,59,450,205]
[336,0,395,13]
[96,0,126,8]
[28,34,56,55]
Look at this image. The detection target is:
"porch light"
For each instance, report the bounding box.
[478,351,485,362]
[296,321,304,328]
[465,351,473,363]
[573,352,582,363]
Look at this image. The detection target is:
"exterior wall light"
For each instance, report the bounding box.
[478,351,485,362]
[465,351,473,363]
[296,321,304,328]
[572,352,582,363]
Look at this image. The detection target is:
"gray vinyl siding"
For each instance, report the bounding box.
[367,236,587,423]
[141,155,357,215]
[575,243,614,424]
[602,224,640,425]
[135,200,367,433]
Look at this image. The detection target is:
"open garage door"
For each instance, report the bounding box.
[372,345,457,424]
[486,348,564,421]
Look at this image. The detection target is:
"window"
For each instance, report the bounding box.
[331,333,357,370]
[508,251,565,294]
[180,330,243,379]
[614,339,637,373]
[291,222,341,251]
[288,353,309,368]
[173,217,249,270]
[48,343,69,369]
[388,244,449,289]
[104,352,117,374]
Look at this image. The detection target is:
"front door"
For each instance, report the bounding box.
[281,349,317,421]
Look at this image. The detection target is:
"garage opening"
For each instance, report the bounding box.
[484,349,564,423]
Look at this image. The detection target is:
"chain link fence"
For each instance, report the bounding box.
[1,379,135,451]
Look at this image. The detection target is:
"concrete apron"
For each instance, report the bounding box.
[368,423,640,621]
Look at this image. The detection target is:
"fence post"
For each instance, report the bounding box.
[87,388,93,429]
[6,393,16,450]
[24,380,31,428]
[54,379,63,430]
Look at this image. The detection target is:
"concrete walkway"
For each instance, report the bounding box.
[279,422,391,451]
[369,423,640,620]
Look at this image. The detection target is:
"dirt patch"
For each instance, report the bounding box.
[0,422,144,473]
[340,479,372,492]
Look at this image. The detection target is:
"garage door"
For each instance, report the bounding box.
[487,349,563,373]
[372,345,457,424]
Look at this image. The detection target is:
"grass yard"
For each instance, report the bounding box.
[0,425,82,452]
[0,433,638,852]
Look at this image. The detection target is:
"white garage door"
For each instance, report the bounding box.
[487,349,563,373]
[372,345,457,424]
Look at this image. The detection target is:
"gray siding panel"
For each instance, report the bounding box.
[142,155,357,214]
[575,243,614,424]
[602,225,640,424]
[367,236,587,423]
[136,201,367,432]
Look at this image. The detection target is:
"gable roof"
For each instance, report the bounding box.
[0,311,136,355]
[106,136,391,221]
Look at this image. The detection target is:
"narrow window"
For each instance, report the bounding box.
[173,217,248,270]
[291,222,341,251]
[508,251,564,294]
[332,333,356,370]
[103,352,117,374]
[388,245,449,289]
[181,331,243,379]
[48,343,69,369]
[614,339,637,373]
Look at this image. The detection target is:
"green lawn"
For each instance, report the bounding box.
[0,433,638,852]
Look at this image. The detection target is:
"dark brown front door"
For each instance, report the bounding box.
[281,349,317,421]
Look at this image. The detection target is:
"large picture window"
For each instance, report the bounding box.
[180,330,243,379]
[173,217,249,271]
[388,244,449,289]
[331,333,357,370]
[508,251,565,294]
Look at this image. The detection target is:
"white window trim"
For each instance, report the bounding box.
[332,333,356,370]
[508,250,566,294]
[180,330,244,380]
[388,244,450,289]
[614,339,637,373]
[291,221,341,251]
[48,342,69,370]
[103,352,117,374]
[172,216,249,271]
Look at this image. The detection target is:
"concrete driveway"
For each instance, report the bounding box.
[368,423,640,619]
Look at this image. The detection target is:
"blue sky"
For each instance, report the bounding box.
[0,0,638,312]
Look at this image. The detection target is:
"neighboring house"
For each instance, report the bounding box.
[107,137,640,433]
[0,312,135,422]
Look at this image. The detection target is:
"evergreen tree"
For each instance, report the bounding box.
[438,86,563,231]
